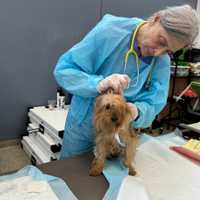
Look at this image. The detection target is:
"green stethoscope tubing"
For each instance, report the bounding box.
[124,21,155,89]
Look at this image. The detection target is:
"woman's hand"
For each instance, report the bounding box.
[126,102,139,120]
[97,74,130,94]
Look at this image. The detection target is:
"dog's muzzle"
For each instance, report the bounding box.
[111,114,118,123]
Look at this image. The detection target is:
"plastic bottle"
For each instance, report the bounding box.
[56,88,65,109]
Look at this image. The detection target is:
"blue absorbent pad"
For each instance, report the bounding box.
[0,165,78,200]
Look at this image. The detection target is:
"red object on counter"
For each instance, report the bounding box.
[170,146,200,163]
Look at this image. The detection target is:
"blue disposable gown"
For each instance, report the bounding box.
[54,14,170,158]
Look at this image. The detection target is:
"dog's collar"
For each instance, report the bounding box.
[114,133,126,147]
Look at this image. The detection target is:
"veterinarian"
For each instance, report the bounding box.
[54,5,199,159]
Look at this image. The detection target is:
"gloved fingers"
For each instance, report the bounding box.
[97,79,115,93]
[108,79,122,94]
[97,79,108,93]
[97,74,131,94]
[108,74,130,93]
[124,74,131,88]
[118,75,130,90]
[121,74,131,85]
[126,102,139,120]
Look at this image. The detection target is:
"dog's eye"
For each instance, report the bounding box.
[105,104,110,110]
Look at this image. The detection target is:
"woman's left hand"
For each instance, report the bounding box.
[126,102,139,120]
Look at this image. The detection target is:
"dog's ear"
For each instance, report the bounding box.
[106,88,114,94]
[94,96,102,110]
[125,103,133,120]
[101,87,115,95]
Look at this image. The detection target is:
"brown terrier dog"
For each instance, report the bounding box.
[89,90,138,176]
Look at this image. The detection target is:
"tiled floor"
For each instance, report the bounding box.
[0,141,30,175]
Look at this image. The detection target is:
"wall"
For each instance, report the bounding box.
[101,0,197,18]
[0,0,101,140]
[0,0,197,140]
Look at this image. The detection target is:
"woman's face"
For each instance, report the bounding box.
[137,16,186,57]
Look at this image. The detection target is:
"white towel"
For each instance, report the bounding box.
[117,139,200,200]
[0,176,58,200]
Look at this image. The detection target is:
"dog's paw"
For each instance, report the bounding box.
[128,168,137,176]
[89,167,102,176]
[89,158,104,176]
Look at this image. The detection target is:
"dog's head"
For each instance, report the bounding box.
[93,92,132,133]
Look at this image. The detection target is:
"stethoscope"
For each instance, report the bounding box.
[124,21,155,89]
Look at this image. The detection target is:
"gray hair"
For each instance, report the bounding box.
[150,4,199,45]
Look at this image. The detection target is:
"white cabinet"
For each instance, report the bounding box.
[21,106,69,165]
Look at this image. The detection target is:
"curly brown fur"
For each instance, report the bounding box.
[89,91,138,176]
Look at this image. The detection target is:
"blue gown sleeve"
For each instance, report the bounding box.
[132,55,171,128]
[53,16,111,97]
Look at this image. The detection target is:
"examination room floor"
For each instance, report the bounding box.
[0,139,30,175]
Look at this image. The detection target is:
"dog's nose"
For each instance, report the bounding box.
[111,115,118,122]
[105,104,110,110]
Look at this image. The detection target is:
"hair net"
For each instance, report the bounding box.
[151,5,199,45]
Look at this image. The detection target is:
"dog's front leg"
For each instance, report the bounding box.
[89,140,107,176]
[124,139,137,176]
